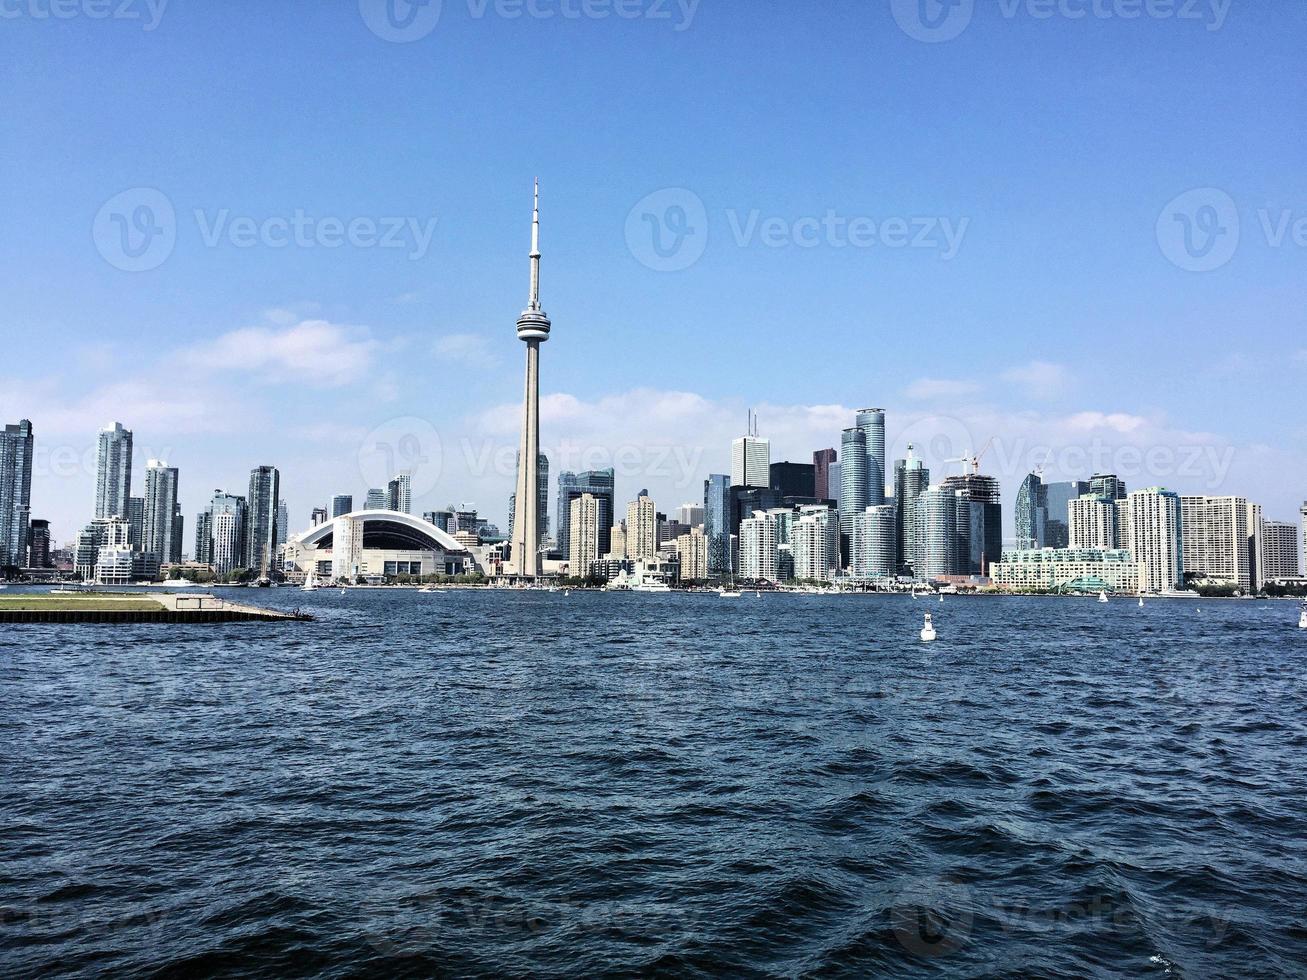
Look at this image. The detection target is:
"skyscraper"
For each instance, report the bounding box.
[206,491,247,576]
[1261,519,1301,580]
[675,527,708,581]
[332,494,354,518]
[511,180,551,578]
[914,486,960,580]
[364,488,387,510]
[839,427,868,539]
[851,503,897,579]
[855,408,887,504]
[812,448,837,500]
[1180,495,1263,592]
[556,469,615,560]
[626,494,656,559]
[675,503,704,526]
[569,493,601,571]
[509,452,550,550]
[126,497,145,550]
[1089,473,1128,500]
[731,410,770,488]
[95,422,132,519]
[893,445,929,574]
[1043,480,1090,549]
[387,473,412,514]
[143,460,180,566]
[27,519,51,568]
[0,419,34,569]
[1014,472,1047,550]
[1069,495,1118,550]
[244,465,281,574]
[1126,487,1183,593]
[769,461,815,498]
[703,474,731,577]
[941,472,1002,575]
[739,510,778,582]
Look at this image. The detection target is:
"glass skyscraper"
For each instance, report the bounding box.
[893,444,929,574]
[95,421,133,519]
[839,427,868,537]
[331,494,353,518]
[1044,480,1090,549]
[855,408,887,505]
[244,465,281,574]
[1014,472,1048,550]
[556,468,615,559]
[0,419,34,569]
[703,473,731,577]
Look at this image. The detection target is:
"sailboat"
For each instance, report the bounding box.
[1299,600,1306,630]
[1138,595,1144,608]
[301,567,316,592]
[718,568,742,598]
[1098,591,1109,604]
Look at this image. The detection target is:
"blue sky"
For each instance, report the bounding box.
[3,0,1305,544]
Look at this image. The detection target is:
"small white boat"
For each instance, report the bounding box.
[920,612,937,642]
[754,590,762,598]
[1299,600,1306,630]
[563,590,571,597]
[718,588,742,598]
[1138,595,1144,608]
[1098,591,1109,604]
[419,586,445,594]
[939,595,944,603]
[340,588,347,596]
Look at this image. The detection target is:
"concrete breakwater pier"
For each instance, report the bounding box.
[0,592,311,624]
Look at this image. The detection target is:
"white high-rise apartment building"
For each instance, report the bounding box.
[792,505,838,581]
[144,460,180,566]
[569,493,601,571]
[626,495,657,559]
[739,510,778,582]
[731,436,771,488]
[1180,495,1262,591]
[607,521,627,559]
[1069,495,1118,550]
[675,526,708,581]
[1261,519,1301,581]
[95,422,133,519]
[1125,488,1183,593]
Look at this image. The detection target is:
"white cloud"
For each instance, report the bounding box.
[904,377,983,400]
[1001,360,1070,400]
[179,320,379,387]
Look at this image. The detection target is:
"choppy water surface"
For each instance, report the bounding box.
[3,590,1306,977]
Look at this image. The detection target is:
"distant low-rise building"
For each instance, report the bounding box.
[990,548,1138,593]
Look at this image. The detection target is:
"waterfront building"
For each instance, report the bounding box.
[1125,488,1184,593]
[143,460,180,566]
[331,495,353,518]
[913,486,960,579]
[387,472,412,515]
[703,474,731,577]
[1180,495,1263,592]
[1261,519,1301,581]
[990,548,1138,594]
[626,494,656,559]
[739,510,778,582]
[1302,501,1307,576]
[675,526,709,581]
[194,509,213,566]
[1069,495,1118,550]
[731,427,771,488]
[27,519,51,567]
[1043,480,1089,549]
[1014,472,1047,550]
[285,511,469,582]
[839,427,868,540]
[608,521,628,559]
[813,448,837,501]
[1089,473,1128,500]
[569,493,602,571]
[509,181,551,578]
[126,496,146,550]
[276,499,289,551]
[893,445,929,574]
[244,466,281,575]
[95,422,133,519]
[364,488,387,509]
[769,461,815,499]
[200,491,247,576]
[851,503,897,579]
[0,419,34,569]
[94,516,134,585]
[941,472,1002,575]
[856,408,887,504]
[557,469,615,560]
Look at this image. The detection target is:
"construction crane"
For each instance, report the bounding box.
[1033,447,1053,479]
[945,436,995,476]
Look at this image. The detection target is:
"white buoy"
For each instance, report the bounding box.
[920,612,937,642]
[1299,600,1306,630]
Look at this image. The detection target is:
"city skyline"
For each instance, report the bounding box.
[3,5,1305,544]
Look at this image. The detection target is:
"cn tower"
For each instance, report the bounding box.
[511,180,550,578]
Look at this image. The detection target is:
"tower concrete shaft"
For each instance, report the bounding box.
[512,180,550,577]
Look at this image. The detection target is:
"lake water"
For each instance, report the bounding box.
[3,589,1306,977]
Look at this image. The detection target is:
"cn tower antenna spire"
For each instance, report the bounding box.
[529,177,541,310]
